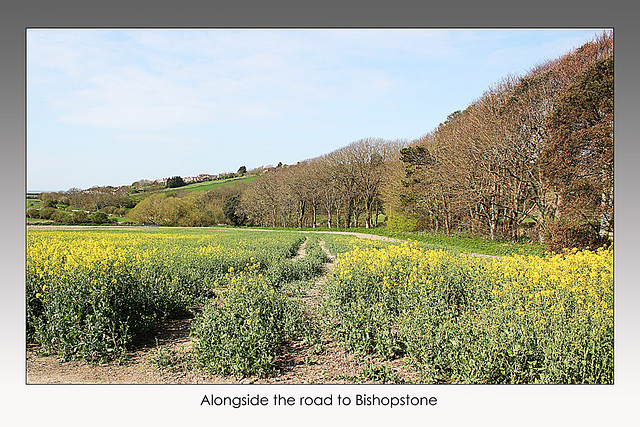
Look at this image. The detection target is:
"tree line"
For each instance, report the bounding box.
[393,32,613,250]
[226,32,612,250]
[31,32,613,251]
[235,138,409,229]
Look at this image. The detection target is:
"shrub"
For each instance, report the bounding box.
[103,206,127,216]
[38,207,56,220]
[102,206,118,215]
[51,210,71,223]
[223,194,245,226]
[90,212,111,224]
[71,211,90,224]
[386,211,418,232]
[26,208,40,219]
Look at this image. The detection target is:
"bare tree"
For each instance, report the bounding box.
[314,154,339,228]
[241,171,284,227]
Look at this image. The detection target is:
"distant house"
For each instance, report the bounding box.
[114,186,130,195]
[197,173,216,181]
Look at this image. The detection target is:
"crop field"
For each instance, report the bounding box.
[26,227,613,384]
[27,228,316,363]
[324,243,613,384]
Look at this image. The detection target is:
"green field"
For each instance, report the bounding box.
[243,225,547,257]
[164,175,258,195]
[27,199,45,209]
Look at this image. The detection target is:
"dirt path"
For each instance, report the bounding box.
[292,236,308,260]
[281,239,420,384]
[244,227,407,244]
[26,232,420,384]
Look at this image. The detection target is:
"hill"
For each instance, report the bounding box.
[26,174,261,227]
[163,175,258,195]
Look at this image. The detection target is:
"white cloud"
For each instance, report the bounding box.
[30,29,459,134]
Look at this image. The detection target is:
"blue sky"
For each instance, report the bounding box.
[27,28,608,192]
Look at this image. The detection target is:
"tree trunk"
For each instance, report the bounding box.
[297,200,306,228]
[312,203,317,229]
[374,199,379,227]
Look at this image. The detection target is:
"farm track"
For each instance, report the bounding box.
[282,239,421,384]
[26,230,420,384]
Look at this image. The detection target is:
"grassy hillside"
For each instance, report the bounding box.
[128,175,258,201]
[163,175,258,195]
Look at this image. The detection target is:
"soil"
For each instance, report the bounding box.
[26,230,421,385]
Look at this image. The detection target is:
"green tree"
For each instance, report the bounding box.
[26,208,40,219]
[71,211,90,224]
[51,210,71,223]
[128,193,167,225]
[90,212,111,224]
[223,193,246,226]
[38,207,56,220]
[166,176,186,188]
[177,193,216,227]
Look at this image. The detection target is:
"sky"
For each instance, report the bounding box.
[26,28,608,192]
